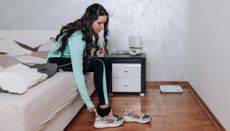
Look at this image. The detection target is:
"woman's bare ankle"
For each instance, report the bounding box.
[108,109,116,118]
[99,104,110,109]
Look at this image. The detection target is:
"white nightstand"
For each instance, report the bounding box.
[108,53,146,96]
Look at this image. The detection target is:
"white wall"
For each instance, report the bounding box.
[0,0,189,81]
[189,0,230,130]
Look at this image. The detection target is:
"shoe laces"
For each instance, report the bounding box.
[97,115,117,124]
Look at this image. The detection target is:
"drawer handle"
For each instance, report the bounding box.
[124,84,128,87]
[124,69,128,72]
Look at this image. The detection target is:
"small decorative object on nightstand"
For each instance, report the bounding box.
[108,53,146,96]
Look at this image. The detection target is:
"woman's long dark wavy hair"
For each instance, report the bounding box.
[55,3,109,68]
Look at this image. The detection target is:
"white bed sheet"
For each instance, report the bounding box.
[43,74,95,131]
[0,72,94,131]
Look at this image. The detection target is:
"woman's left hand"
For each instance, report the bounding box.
[89,107,99,117]
[99,47,104,54]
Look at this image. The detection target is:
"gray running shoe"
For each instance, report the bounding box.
[94,115,124,128]
[123,113,152,123]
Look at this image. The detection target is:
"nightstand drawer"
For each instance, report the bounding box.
[112,78,141,92]
[112,64,141,77]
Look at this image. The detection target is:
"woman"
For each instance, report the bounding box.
[47,3,124,128]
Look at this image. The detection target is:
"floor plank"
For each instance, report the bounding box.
[65,85,218,131]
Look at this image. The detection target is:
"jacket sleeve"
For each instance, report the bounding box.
[68,32,94,109]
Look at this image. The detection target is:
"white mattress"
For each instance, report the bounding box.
[0,72,94,131]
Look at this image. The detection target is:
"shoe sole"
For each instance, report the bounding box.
[94,120,124,128]
[124,117,152,124]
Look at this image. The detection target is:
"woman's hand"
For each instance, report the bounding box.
[89,107,99,117]
[96,47,105,57]
[99,47,104,54]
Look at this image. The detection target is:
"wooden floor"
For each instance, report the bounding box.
[65,84,218,131]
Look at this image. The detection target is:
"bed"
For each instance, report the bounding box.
[0,31,95,131]
[0,72,95,131]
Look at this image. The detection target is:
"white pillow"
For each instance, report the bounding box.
[13,55,47,64]
[0,39,32,56]
[0,65,4,71]
[38,39,55,51]
[0,63,48,94]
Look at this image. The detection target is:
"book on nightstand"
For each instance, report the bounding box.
[160,85,183,93]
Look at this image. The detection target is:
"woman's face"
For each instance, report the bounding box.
[92,16,107,33]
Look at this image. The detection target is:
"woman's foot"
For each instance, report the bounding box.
[123,107,152,123]
[94,109,124,128]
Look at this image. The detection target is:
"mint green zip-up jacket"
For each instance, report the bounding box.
[48,31,95,109]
